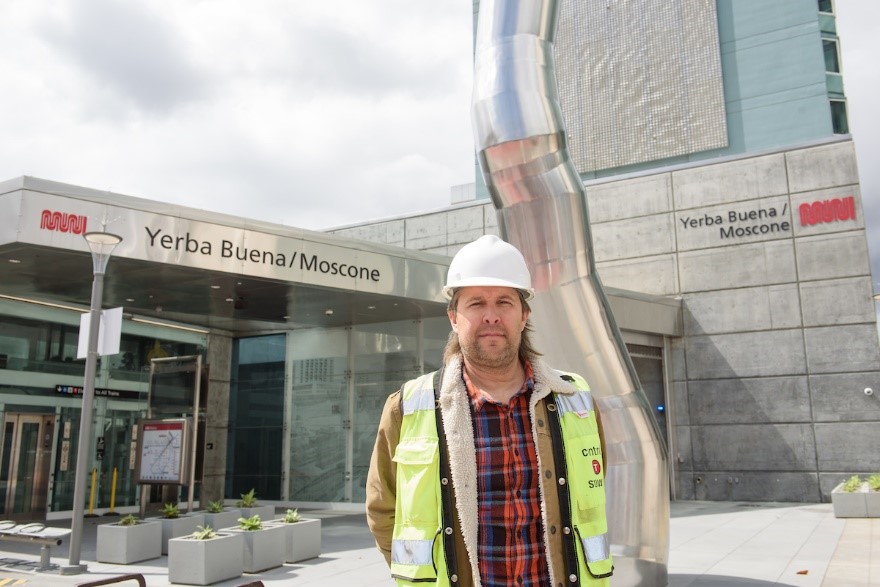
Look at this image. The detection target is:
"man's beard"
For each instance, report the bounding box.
[460,330,520,370]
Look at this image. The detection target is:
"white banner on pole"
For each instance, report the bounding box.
[77,307,124,358]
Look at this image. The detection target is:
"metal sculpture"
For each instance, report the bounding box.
[471,1,670,584]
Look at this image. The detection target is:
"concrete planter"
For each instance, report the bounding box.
[831,482,868,518]
[152,512,206,554]
[225,523,286,573]
[238,505,275,521]
[168,532,244,586]
[201,508,241,531]
[96,520,162,564]
[268,517,322,562]
[867,489,880,518]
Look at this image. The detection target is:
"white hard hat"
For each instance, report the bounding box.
[443,235,534,301]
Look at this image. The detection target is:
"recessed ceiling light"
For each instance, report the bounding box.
[126,298,135,302]
[367,305,376,310]
[225,298,235,303]
[283,315,290,320]
[8,259,21,264]
[210,285,221,289]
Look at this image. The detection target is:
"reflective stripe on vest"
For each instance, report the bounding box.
[391,373,447,585]
[393,538,435,566]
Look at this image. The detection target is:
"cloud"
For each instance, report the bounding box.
[36,0,211,116]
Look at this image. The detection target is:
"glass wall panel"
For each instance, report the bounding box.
[226,335,285,500]
[423,317,450,373]
[350,321,422,502]
[288,328,349,502]
[97,408,144,508]
[0,313,202,383]
[52,407,82,511]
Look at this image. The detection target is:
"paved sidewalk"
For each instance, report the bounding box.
[0,502,875,586]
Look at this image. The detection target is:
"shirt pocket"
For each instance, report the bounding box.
[393,437,440,525]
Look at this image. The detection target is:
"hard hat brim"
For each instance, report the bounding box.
[442,277,535,301]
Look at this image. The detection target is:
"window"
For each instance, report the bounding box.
[830,100,849,134]
[818,0,833,14]
[823,39,840,73]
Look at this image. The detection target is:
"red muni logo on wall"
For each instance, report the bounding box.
[40,209,88,235]
[798,196,855,227]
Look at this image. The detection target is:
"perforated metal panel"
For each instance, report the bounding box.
[555,0,728,172]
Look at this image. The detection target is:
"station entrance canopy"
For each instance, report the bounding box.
[0,177,451,332]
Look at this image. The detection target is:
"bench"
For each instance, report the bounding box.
[0,520,71,571]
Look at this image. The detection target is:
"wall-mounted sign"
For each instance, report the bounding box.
[144,227,383,282]
[798,196,855,227]
[678,202,791,241]
[60,440,70,471]
[55,384,141,400]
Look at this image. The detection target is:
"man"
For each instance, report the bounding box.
[366,235,613,587]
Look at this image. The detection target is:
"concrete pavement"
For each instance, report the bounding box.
[0,501,876,586]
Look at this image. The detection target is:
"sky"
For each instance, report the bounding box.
[2,1,880,284]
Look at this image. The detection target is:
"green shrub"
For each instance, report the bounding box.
[282,508,301,523]
[842,475,862,493]
[207,500,225,513]
[191,525,217,540]
[119,514,140,526]
[162,502,180,519]
[238,514,262,531]
[868,474,880,492]
[236,488,257,508]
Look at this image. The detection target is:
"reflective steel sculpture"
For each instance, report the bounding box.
[472,1,669,584]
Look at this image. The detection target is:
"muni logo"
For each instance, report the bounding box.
[798,196,855,227]
[40,209,88,235]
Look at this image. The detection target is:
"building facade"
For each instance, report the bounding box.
[329,0,879,502]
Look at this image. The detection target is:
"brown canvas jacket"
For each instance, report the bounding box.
[366,353,605,587]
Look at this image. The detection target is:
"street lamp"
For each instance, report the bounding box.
[64,231,122,573]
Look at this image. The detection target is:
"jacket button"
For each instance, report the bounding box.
[441,477,449,485]
[558,477,566,485]
[549,525,556,534]
[545,470,552,479]
[563,526,571,535]
[445,527,453,535]
[569,573,578,582]
[451,574,458,582]
[537,419,544,427]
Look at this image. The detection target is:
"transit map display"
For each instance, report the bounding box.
[135,419,190,484]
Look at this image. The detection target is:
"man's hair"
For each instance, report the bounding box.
[443,289,542,364]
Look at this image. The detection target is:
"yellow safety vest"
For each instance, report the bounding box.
[390,370,613,586]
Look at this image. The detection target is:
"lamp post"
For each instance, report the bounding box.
[64,231,122,573]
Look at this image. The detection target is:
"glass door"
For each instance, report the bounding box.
[0,413,55,520]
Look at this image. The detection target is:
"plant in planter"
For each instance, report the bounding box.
[152,502,205,555]
[867,473,880,517]
[269,508,322,563]
[235,488,274,520]
[201,499,240,530]
[168,525,244,586]
[831,474,868,518]
[229,514,286,573]
[96,514,162,564]
[162,502,180,518]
